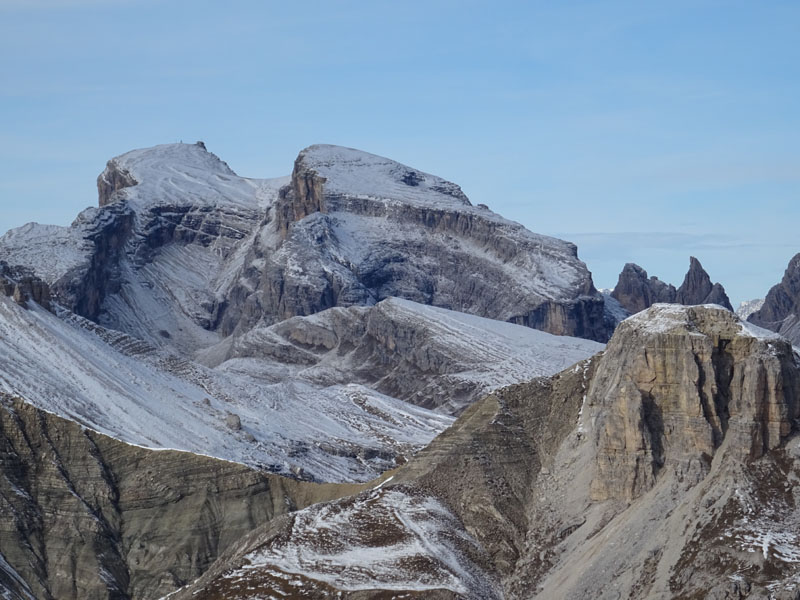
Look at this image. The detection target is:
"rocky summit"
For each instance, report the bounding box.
[0,142,798,600]
[611,256,733,316]
[749,252,800,346]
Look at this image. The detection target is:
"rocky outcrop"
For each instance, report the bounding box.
[274,153,327,237]
[589,304,798,502]
[749,253,800,345]
[611,263,676,313]
[97,159,138,206]
[51,203,135,320]
[675,256,733,309]
[0,395,357,600]
[0,262,50,309]
[611,257,733,315]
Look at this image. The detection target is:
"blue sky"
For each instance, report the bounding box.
[1,0,798,306]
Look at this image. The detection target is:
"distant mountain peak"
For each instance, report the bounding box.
[610,256,732,315]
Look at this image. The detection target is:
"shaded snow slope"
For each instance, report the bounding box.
[0,296,450,482]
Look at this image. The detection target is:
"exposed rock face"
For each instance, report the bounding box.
[749,253,800,345]
[676,256,733,310]
[611,263,676,313]
[0,261,50,309]
[589,304,798,502]
[228,144,609,342]
[611,256,733,315]
[175,305,800,599]
[0,395,357,600]
[97,158,138,206]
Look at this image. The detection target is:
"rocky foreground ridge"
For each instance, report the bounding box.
[159,305,800,599]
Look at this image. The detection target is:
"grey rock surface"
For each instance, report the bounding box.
[611,256,733,315]
[749,253,800,345]
[611,262,677,313]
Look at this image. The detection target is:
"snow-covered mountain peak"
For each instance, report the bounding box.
[98,141,288,210]
[296,143,472,208]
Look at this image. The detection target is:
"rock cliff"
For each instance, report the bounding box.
[611,262,676,313]
[749,253,800,345]
[0,396,359,600]
[589,304,798,502]
[174,304,800,599]
[223,144,610,342]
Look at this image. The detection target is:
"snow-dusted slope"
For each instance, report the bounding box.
[0,222,92,284]
[98,141,287,211]
[167,485,500,600]
[0,141,606,482]
[218,297,603,414]
[295,144,473,209]
[0,295,450,482]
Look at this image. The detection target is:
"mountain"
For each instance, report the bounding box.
[172,304,800,599]
[3,141,791,599]
[749,253,800,345]
[611,256,733,315]
[0,142,603,484]
[0,141,611,599]
[610,263,677,313]
[736,297,765,320]
[0,142,610,349]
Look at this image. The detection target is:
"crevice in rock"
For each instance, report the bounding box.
[711,339,733,445]
[641,391,665,476]
[694,352,721,447]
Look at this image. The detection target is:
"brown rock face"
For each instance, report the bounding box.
[589,304,798,502]
[0,262,51,309]
[0,396,358,600]
[97,159,138,207]
[274,155,327,237]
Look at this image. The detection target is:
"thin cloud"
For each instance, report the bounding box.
[560,232,797,252]
[0,0,150,8]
